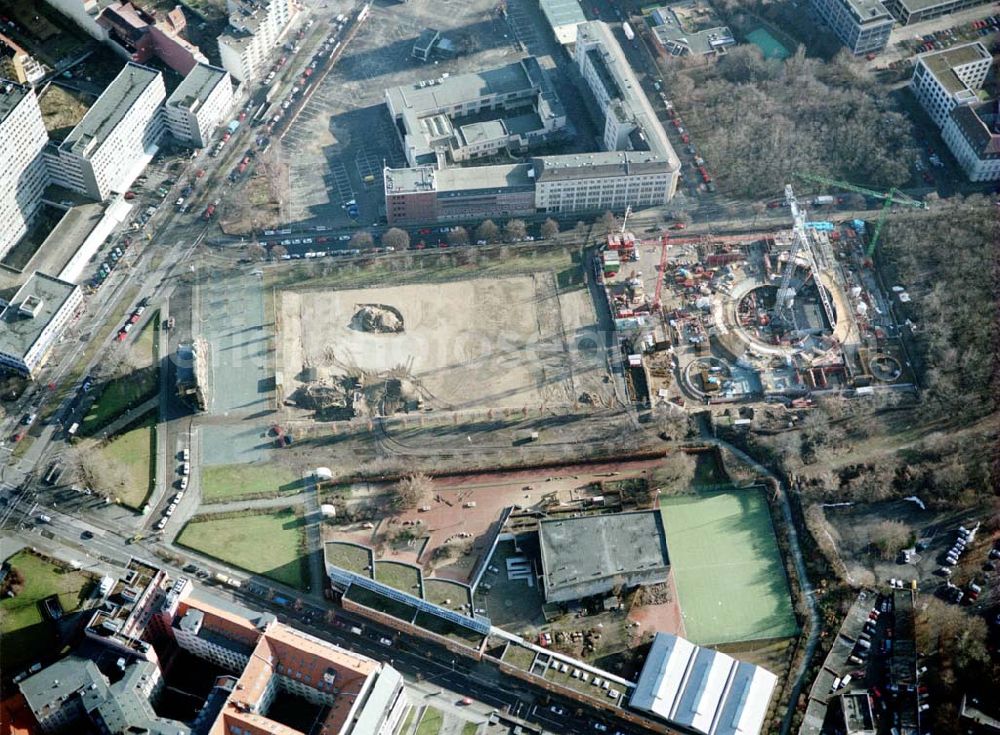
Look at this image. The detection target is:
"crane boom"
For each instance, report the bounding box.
[772,184,807,328]
[795,173,927,209]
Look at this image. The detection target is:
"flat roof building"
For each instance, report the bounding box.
[0,32,46,84]
[911,42,992,127]
[412,28,440,61]
[538,510,670,603]
[165,63,234,147]
[649,3,736,58]
[809,0,895,55]
[0,80,50,260]
[539,0,588,45]
[44,62,165,201]
[218,0,294,82]
[883,0,992,24]
[630,632,778,735]
[0,272,82,378]
[19,656,106,735]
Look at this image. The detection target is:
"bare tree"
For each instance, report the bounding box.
[446,226,469,247]
[540,218,560,239]
[503,218,527,242]
[475,219,499,244]
[350,230,374,249]
[392,472,432,510]
[598,210,618,234]
[270,244,287,260]
[257,141,290,216]
[649,449,697,493]
[871,520,911,559]
[381,227,410,251]
[247,243,267,261]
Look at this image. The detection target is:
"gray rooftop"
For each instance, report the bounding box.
[532,151,670,181]
[83,660,191,735]
[167,63,229,111]
[437,163,535,191]
[386,61,534,117]
[575,22,679,169]
[650,5,735,57]
[539,511,670,595]
[61,63,161,158]
[919,42,992,95]
[0,79,31,125]
[0,272,79,361]
[843,0,894,24]
[19,656,104,714]
[384,165,438,195]
[539,0,587,29]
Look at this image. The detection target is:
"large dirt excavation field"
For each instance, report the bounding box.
[278,275,614,412]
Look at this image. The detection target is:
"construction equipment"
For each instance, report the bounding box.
[653,234,669,309]
[795,173,927,257]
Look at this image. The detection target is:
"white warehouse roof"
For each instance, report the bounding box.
[630,633,777,735]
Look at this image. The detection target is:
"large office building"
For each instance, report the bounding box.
[386,57,567,168]
[385,22,679,225]
[165,63,235,147]
[809,0,895,55]
[0,272,82,378]
[538,0,588,45]
[538,511,671,603]
[0,80,49,260]
[218,0,294,82]
[45,62,165,201]
[630,632,778,735]
[942,99,1000,181]
[883,0,992,24]
[649,2,736,58]
[21,558,407,735]
[910,42,992,128]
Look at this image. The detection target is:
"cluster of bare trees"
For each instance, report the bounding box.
[391,472,432,510]
[662,47,917,199]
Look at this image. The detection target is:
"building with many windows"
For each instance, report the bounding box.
[44,62,165,201]
[384,22,679,225]
[0,32,46,84]
[809,0,895,55]
[0,81,50,260]
[910,42,992,128]
[165,63,235,147]
[217,0,294,82]
[883,0,992,24]
[942,99,1000,181]
[0,272,82,378]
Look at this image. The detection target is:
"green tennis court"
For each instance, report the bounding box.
[660,489,798,645]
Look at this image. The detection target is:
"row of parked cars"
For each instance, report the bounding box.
[116,299,147,342]
[155,448,190,531]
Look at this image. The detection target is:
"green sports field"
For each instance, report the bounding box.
[660,489,798,645]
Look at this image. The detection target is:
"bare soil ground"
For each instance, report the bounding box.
[279,275,613,412]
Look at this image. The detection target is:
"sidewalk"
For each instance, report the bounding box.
[95,396,158,439]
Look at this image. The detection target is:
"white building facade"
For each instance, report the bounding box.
[0,273,82,378]
[0,81,50,260]
[942,100,1000,181]
[164,63,235,147]
[910,42,992,128]
[45,63,165,201]
[217,0,294,82]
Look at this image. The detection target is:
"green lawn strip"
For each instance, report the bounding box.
[415,707,444,735]
[502,642,537,671]
[79,367,159,436]
[130,311,159,369]
[97,413,156,509]
[400,706,417,735]
[177,509,308,590]
[200,463,300,503]
[462,722,480,735]
[0,551,93,672]
[659,490,797,645]
[324,542,373,576]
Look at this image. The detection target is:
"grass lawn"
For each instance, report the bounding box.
[415,707,444,735]
[0,551,93,673]
[325,542,372,576]
[177,509,308,589]
[201,463,300,503]
[659,489,798,645]
[462,722,480,735]
[423,579,471,612]
[374,560,422,596]
[130,312,158,369]
[400,707,417,735]
[97,413,156,509]
[80,366,159,436]
[502,643,537,672]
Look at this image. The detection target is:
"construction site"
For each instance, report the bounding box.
[596,184,919,410]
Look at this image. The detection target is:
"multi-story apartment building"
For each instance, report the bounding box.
[98,1,208,76]
[165,63,235,147]
[218,0,294,82]
[883,0,991,24]
[910,42,992,127]
[0,273,82,378]
[809,0,895,55]
[45,62,165,201]
[942,99,1000,181]
[0,81,49,259]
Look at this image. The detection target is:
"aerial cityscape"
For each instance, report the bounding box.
[0,0,995,733]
